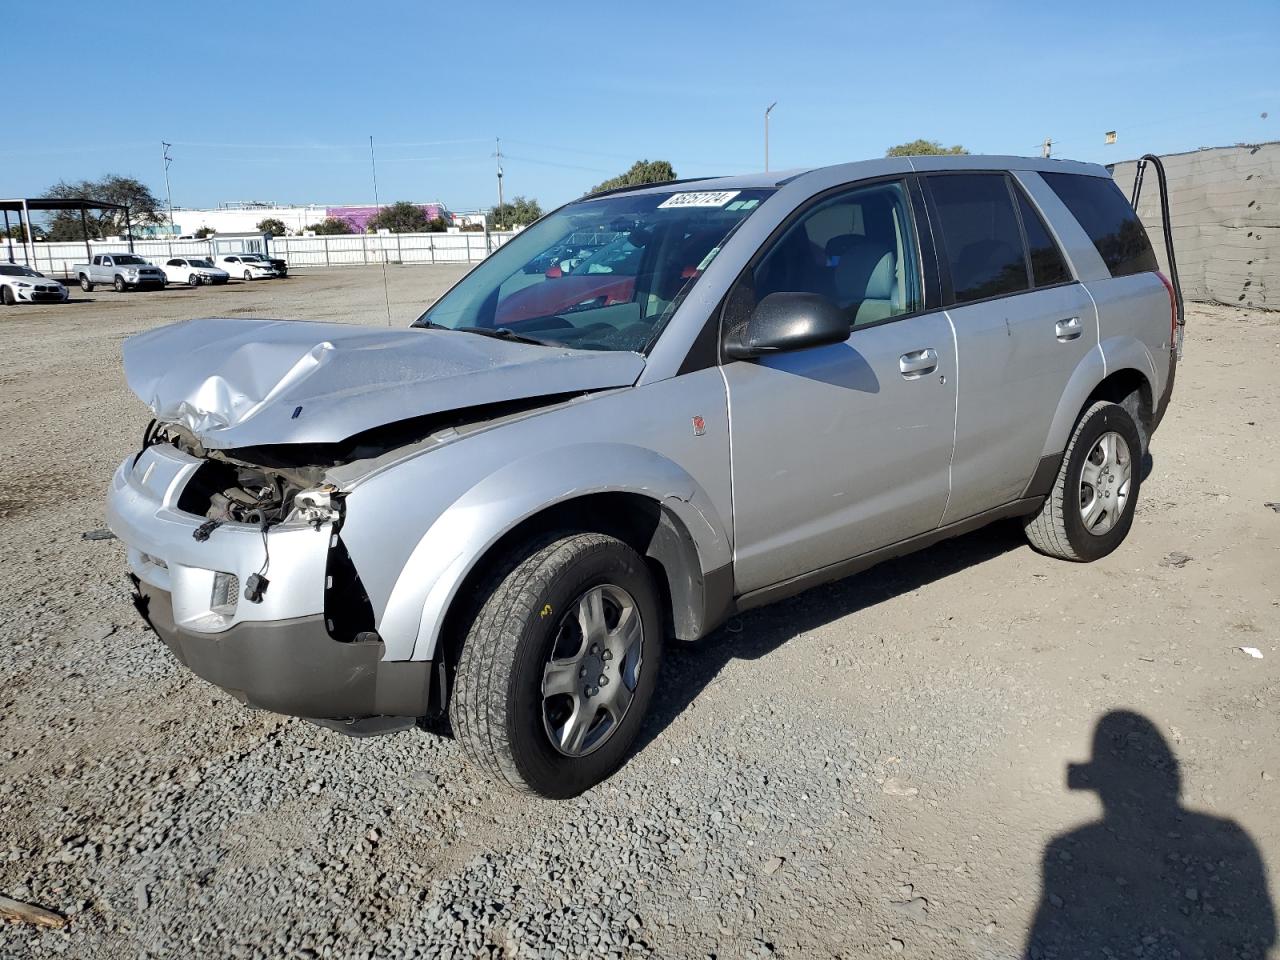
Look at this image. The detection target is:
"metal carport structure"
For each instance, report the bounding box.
[1,197,134,267]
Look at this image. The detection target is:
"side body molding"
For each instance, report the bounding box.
[363,443,731,662]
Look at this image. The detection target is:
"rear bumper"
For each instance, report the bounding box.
[132,578,434,722]
[1152,349,1177,433]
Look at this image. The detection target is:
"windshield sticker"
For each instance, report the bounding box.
[657,190,741,209]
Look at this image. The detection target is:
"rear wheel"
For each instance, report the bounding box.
[80,275,93,292]
[113,275,126,293]
[452,531,662,798]
[1023,401,1143,562]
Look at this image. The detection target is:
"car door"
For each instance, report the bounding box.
[722,178,958,595]
[920,173,1098,524]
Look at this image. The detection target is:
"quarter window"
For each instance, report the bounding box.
[1013,188,1071,287]
[1041,172,1158,278]
[927,173,1029,304]
[745,179,921,328]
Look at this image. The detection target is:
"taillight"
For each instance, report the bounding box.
[1155,270,1177,349]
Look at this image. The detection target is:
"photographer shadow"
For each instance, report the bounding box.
[1025,710,1275,959]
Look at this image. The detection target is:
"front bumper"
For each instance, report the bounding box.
[132,578,432,720]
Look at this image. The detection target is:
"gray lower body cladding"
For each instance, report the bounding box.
[131,578,434,724]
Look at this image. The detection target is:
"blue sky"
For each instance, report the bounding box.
[5,0,1277,213]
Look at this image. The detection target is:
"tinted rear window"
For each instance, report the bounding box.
[927,173,1030,304]
[1014,188,1071,287]
[1042,172,1158,278]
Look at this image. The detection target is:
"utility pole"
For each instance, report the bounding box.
[1041,137,1053,159]
[495,137,504,230]
[161,142,174,236]
[765,102,778,172]
[369,135,381,212]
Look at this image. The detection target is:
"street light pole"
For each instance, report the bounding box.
[495,137,504,230]
[765,102,778,172]
[161,142,174,236]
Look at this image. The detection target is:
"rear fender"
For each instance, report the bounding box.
[1041,337,1158,458]
[374,443,730,662]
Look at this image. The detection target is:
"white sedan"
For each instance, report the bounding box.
[216,254,277,281]
[159,257,230,286]
[0,264,69,305]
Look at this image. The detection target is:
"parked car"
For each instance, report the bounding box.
[73,254,167,292]
[109,156,1179,798]
[0,264,69,305]
[159,257,230,287]
[216,254,278,281]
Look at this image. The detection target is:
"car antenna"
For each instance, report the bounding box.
[370,134,393,327]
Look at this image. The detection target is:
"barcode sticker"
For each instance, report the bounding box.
[657,191,741,209]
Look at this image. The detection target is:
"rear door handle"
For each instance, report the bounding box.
[1055,316,1083,341]
[899,347,938,379]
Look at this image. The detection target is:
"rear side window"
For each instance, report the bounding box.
[1013,188,1071,286]
[1042,172,1158,277]
[926,174,1029,304]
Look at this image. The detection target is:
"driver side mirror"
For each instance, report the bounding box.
[723,292,851,360]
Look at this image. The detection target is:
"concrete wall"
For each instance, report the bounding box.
[1110,142,1278,311]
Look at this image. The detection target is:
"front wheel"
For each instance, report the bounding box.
[243,270,253,281]
[1,285,14,306]
[452,532,663,798]
[113,275,126,293]
[1023,401,1143,562]
[188,274,200,287]
[80,275,94,292]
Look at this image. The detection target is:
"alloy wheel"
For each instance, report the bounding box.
[1079,430,1132,535]
[540,583,644,757]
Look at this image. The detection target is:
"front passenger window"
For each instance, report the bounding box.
[747,180,921,327]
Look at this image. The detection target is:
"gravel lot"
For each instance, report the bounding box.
[1,266,1277,959]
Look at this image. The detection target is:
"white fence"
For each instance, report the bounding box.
[2,231,518,279]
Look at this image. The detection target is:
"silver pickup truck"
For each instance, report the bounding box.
[72,254,168,292]
[108,154,1181,798]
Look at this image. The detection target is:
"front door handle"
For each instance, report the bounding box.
[1055,316,1083,341]
[899,347,938,379]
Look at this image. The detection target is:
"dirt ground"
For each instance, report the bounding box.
[0,266,1276,959]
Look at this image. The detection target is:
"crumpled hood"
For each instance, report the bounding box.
[123,318,646,449]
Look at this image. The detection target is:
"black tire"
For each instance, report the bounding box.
[80,275,93,292]
[243,270,253,281]
[113,275,126,293]
[188,274,200,287]
[1,285,14,306]
[452,531,663,798]
[1023,401,1143,562]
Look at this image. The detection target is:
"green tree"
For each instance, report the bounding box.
[256,217,287,236]
[590,159,677,194]
[884,140,969,157]
[306,217,355,235]
[366,201,431,233]
[489,196,543,230]
[5,222,45,242]
[42,175,164,240]
[193,226,215,239]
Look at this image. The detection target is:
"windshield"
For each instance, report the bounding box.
[189,258,214,268]
[414,187,773,352]
[0,265,42,277]
[113,255,146,265]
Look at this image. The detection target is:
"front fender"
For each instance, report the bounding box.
[374,443,731,661]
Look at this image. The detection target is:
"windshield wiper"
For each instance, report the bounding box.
[455,326,554,346]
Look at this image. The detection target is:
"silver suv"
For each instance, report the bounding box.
[108,156,1179,797]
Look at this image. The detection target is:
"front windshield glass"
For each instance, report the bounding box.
[189,258,213,267]
[414,187,773,352]
[113,255,146,265]
[0,265,42,277]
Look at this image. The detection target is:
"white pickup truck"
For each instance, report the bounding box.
[72,254,168,292]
